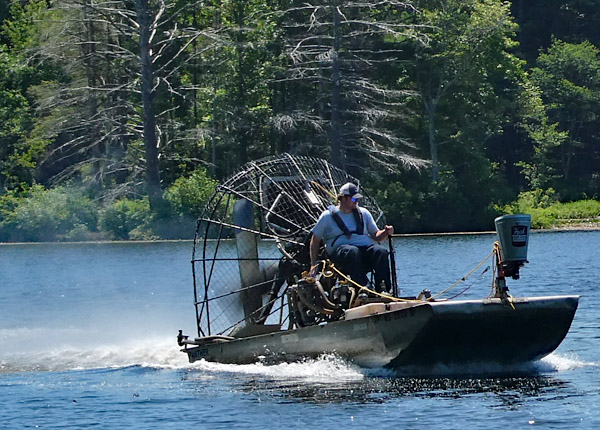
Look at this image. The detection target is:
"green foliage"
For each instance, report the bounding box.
[499,189,600,228]
[191,0,281,176]
[0,0,60,190]
[2,0,49,52]
[99,198,156,240]
[164,168,217,218]
[0,46,34,189]
[0,185,99,241]
[503,188,558,211]
[373,174,500,233]
[152,168,219,239]
[409,0,523,179]
[529,39,600,198]
[1,0,600,240]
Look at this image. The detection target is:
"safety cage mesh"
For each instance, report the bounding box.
[191,153,383,336]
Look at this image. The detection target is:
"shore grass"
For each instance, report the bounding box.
[501,191,600,229]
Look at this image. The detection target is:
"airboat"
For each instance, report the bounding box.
[177,153,579,370]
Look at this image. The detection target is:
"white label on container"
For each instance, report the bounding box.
[511,225,528,247]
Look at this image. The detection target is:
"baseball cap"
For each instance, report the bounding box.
[339,182,363,199]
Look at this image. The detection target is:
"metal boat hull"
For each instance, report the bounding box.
[182,295,579,369]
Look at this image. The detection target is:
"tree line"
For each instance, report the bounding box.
[0,0,599,241]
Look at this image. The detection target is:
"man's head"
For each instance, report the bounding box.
[337,182,363,203]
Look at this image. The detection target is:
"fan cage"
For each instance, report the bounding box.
[191,154,383,337]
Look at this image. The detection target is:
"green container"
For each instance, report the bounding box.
[494,214,531,262]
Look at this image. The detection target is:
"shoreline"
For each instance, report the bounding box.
[394,223,600,237]
[1,223,599,245]
[0,238,194,246]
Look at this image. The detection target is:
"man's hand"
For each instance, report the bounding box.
[375,225,394,242]
[309,234,322,267]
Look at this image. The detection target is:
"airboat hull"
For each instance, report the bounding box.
[182,295,579,370]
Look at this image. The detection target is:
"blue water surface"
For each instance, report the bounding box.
[1,232,599,429]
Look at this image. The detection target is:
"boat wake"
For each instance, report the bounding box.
[381,352,597,378]
[190,354,366,383]
[539,352,596,372]
[1,326,594,377]
[0,336,189,373]
[182,353,598,403]
[186,351,597,380]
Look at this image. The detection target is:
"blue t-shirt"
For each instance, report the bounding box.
[311,206,379,254]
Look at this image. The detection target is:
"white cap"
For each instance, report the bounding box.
[339,183,363,199]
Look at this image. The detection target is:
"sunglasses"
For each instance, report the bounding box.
[351,197,361,203]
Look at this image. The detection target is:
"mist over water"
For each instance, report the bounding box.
[1,232,599,429]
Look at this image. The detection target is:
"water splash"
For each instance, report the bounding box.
[0,337,189,373]
[2,328,595,378]
[538,352,597,372]
[381,352,597,378]
[189,354,365,383]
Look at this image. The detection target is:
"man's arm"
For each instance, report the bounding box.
[309,234,322,267]
[362,208,393,242]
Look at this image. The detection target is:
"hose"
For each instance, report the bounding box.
[294,287,335,315]
[327,261,420,303]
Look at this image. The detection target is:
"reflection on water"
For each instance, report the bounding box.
[245,375,569,405]
[211,372,575,410]
[182,353,584,407]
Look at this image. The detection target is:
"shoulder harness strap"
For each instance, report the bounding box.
[353,207,364,235]
[329,206,365,247]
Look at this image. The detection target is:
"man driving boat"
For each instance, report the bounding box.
[309,182,394,293]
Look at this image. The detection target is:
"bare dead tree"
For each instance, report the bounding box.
[26,0,218,203]
[275,0,429,172]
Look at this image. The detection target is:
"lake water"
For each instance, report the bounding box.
[1,231,599,429]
